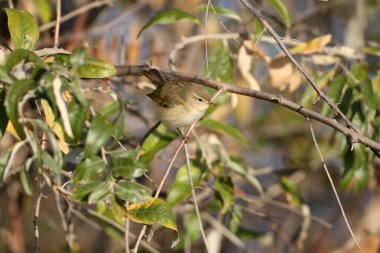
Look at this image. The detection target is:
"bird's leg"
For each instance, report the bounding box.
[176,127,187,142]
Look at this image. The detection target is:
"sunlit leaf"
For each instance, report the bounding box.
[126,198,177,231]
[84,113,114,158]
[75,56,116,78]
[140,123,177,164]
[166,162,202,206]
[137,9,201,38]
[266,0,292,29]
[5,9,39,50]
[290,34,332,55]
[197,5,242,22]
[201,119,247,146]
[114,181,150,203]
[206,43,235,84]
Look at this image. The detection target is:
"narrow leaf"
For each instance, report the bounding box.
[201,119,246,145]
[197,5,242,22]
[5,79,35,139]
[266,0,292,29]
[137,9,201,38]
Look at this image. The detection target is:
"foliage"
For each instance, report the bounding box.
[1,2,380,253]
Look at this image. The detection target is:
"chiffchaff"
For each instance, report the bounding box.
[141,69,212,129]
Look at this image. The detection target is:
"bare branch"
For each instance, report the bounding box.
[184,143,209,251]
[238,0,360,134]
[307,119,360,249]
[53,0,62,48]
[40,0,115,32]
[115,65,380,157]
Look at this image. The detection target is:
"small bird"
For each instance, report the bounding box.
[141,69,212,129]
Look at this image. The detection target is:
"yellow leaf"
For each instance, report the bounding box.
[41,99,69,154]
[290,34,332,55]
[5,121,20,140]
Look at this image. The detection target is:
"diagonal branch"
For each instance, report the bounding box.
[115,65,380,157]
[238,0,360,134]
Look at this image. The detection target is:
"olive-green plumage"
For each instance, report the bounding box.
[141,69,211,128]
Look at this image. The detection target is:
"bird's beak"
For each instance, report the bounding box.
[208,101,215,106]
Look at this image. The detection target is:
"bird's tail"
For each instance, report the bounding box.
[140,69,165,86]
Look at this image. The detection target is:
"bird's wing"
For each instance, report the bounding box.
[148,81,188,108]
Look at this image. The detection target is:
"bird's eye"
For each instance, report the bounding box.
[198,98,203,102]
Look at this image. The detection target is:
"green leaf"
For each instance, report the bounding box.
[215,176,234,214]
[5,49,42,71]
[67,98,90,142]
[84,113,114,158]
[5,9,39,50]
[70,47,87,67]
[72,182,99,201]
[266,0,292,29]
[137,9,201,38]
[362,80,375,109]
[73,156,105,185]
[114,181,150,203]
[0,65,16,84]
[33,0,52,23]
[0,148,12,184]
[201,119,246,145]
[5,80,36,139]
[166,162,202,206]
[229,205,242,234]
[280,176,302,206]
[20,167,32,195]
[322,74,347,115]
[88,180,112,203]
[126,198,177,231]
[140,123,177,164]
[197,5,242,23]
[0,90,9,138]
[206,43,235,84]
[75,56,116,78]
[253,19,265,44]
[109,150,147,179]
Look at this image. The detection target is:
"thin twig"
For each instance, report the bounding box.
[7,0,14,8]
[40,0,115,32]
[168,32,361,75]
[55,191,74,252]
[133,89,224,253]
[54,0,62,48]
[34,179,43,253]
[238,0,360,134]
[116,65,380,157]
[184,143,210,251]
[204,213,246,251]
[307,118,360,249]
